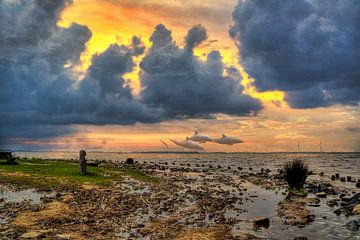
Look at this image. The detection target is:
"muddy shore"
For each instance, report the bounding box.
[1,160,360,239]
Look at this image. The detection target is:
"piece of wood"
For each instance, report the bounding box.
[79,150,87,175]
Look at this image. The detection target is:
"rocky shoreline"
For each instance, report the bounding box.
[0,160,359,239]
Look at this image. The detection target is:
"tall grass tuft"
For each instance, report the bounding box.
[283,159,308,189]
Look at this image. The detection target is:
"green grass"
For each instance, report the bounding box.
[0,157,154,190]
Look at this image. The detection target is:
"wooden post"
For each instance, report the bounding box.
[79,150,87,175]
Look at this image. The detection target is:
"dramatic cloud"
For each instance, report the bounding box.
[140,24,262,118]
[0,0,156,144]
[230,0,360,108]
[0,1,261,147]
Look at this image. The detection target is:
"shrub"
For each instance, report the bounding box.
[283,159,308,189]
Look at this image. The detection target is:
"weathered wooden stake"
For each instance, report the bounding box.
[79,150,87,175]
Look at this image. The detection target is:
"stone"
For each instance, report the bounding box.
[254,217,270,228]
[333,208,341,215]
[326,199,339,207]
[20,231,45,239]
[55,234,71,240]
[353,204,360,215]
[316,192,327,198]
[346,220,359,231]
[126,158,134,164]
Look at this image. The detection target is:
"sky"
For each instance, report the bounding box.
[0,0,359,152]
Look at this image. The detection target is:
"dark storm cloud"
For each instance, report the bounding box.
[230,0,360,108]
[0,1,261,147]
[0,0,157,145]
[140,24,262,118]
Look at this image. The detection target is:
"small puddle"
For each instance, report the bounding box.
[0,186,48,204]
[0,186,53,226]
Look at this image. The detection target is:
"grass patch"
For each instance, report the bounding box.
[119,166,156,182]
[0,157,154,190]
[282,159,309,190]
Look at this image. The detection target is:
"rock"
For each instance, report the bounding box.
[20,231,45,239]
[356,181,360,188]
[254,217,270,228]
[293,237,308,240]
[334,208,341,215]
[316,192,327,198]
[326,199,339,207]
[55,234,71,240]
[126,158,134,164]
[353,204,360,215]
[346,220,359,231]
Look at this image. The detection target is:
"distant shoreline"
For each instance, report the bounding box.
[8,150,360,154]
